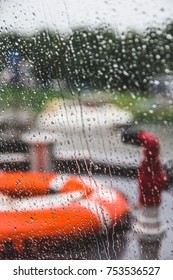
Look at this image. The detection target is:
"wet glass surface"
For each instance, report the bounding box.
[0,0,173,260]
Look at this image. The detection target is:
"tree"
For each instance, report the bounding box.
[29,30,64,87]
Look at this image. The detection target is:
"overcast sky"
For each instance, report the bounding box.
[0,0,173,35]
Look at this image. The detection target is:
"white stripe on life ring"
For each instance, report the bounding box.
[49,174,71,192]
[0,191,84,212]
[92,189,117,203]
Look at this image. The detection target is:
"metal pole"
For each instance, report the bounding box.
[134,206,165,260]
[22,131,55,172]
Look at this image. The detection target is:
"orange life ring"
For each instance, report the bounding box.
[0,172,92,197]
[0,176,129,252]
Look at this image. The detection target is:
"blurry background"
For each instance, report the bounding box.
[1,0,173,123]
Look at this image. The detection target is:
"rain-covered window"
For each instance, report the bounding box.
[0,0,173,265]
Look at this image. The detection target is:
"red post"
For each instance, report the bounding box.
[135,131,168,259]
[122,127,169,258]
[137,131,168,207]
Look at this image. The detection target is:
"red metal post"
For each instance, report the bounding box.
[134,131,168,259]
[137,131,168,207]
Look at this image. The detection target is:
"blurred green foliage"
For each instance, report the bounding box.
[1,86,173,124]
[1,23,173,123]
[0,22,173,90]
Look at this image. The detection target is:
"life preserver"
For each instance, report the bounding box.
[0,172,92,198]
[0,176,129,252]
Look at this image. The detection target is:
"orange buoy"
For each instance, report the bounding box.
[0,179,129,251]
[0,172,92,198]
